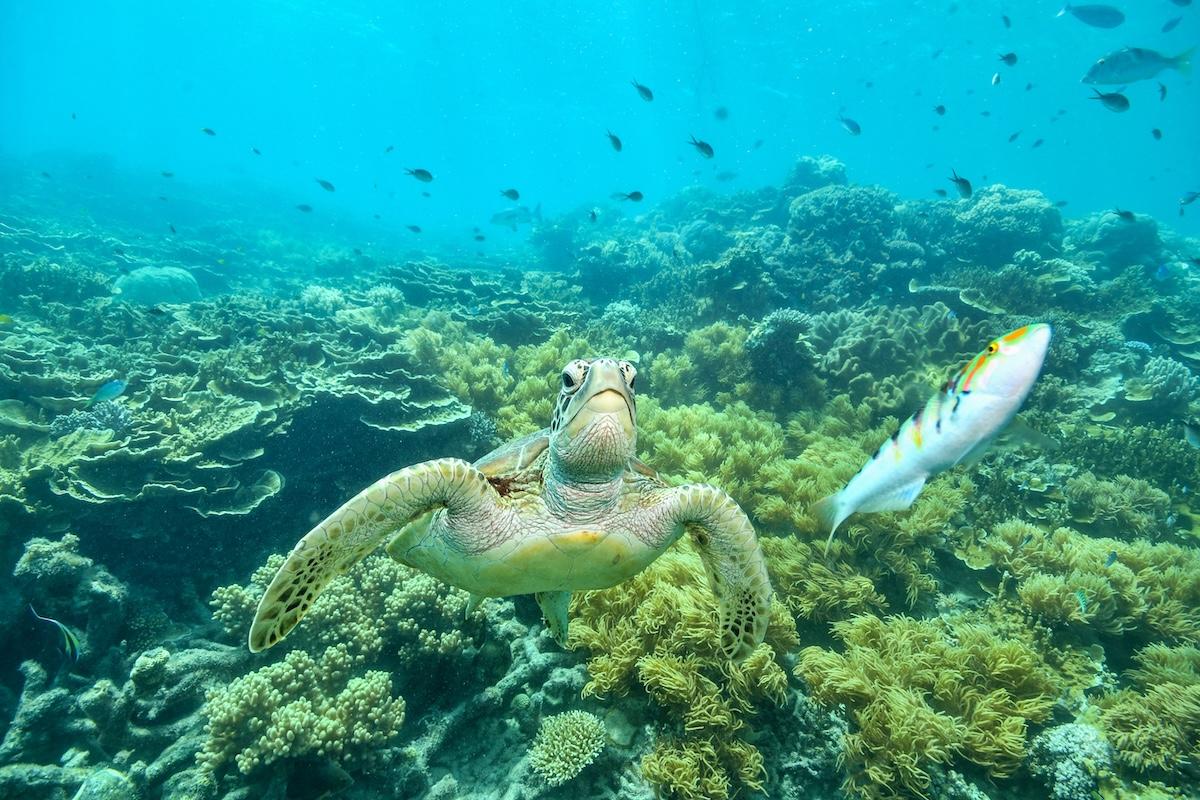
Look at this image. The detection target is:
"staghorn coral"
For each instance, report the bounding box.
[527,710,608,787]
[795,612,1061,799]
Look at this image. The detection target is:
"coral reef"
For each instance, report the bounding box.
[527,710,608,787]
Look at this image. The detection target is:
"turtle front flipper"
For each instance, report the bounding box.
[249,458,492,652]
[660,485,773,660]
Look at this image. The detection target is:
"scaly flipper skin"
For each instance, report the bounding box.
[248,458,494,652]
[655,484,773,660]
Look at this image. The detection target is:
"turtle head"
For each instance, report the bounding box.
[549,357,637,479]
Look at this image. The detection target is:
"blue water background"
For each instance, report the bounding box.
[2,1,1196,248]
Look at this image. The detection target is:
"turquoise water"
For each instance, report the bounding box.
[1,3,1199,800]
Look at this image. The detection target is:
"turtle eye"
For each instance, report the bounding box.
[562,371,576,389]
[619,361,637,389]
[561,360,587,391]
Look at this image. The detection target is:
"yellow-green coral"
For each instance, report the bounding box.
[959,519,1200,640]
[796,612,1061,799]
[568,540,794,798]
[1098,644,1200,774]
[527,710,608,786]
[197,645,405,775]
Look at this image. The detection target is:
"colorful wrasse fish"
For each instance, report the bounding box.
[1075,589,1088,615]
[814,323,1052,552]
[29,605,81,664]
[88,379,127,406]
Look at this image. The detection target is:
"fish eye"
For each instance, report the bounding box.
[987,342,999,354]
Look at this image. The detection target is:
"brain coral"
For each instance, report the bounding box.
[527,710,608,786]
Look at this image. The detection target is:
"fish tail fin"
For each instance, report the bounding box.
[1175,48,1193,77]
[1055,4,1068,18]
[812,494,847,556]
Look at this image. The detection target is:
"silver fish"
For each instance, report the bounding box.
[1082,47,1193,84]
[1058,4,1125,29]
[489,204,542,231]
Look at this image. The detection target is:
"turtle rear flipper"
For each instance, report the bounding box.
[667,485,773,660]
[248,458,492,652]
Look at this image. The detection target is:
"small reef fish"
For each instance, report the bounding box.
[991,73,1001,86]
[29,606,80,664]
[405,168,434,183]
[160,171,174,178]
[252,147,262,155]
[614,191,644,202]
[714,106,729,120]
[1180,191,1199,209]
[316,179,335,192]
[1008,131,1021,143]
[1163,16,1182,33]
[0,314,14,326]
[688,135,715,156]
[200,127,216,136]
[490,204,542,230]
[588,209,598,222]
[1083,47,1192,84]
[1184,419,1200,449]
[1002,14,1011,28]
[405,225,422,233]
[1152,128,1163,140]
[998,52,1018,66]
[606,130,623,151]
[499,188,520,201]
[814,324,1052,551]
[295,204,313,213]
[1075,589,1089,614]
[934,104,946,115]
[1090,89,1129,112]
[948,169,973,198]
[1112,208,1136,221]
[631,79,654,101]
[1105,550,1119,568]
[1058,4,1125,28]
[934,188,948,197]
[837,115,861,135]
[1032,138,1044,149]
[88,379,127,406]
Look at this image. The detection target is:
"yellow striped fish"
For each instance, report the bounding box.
[815,323,1052,552]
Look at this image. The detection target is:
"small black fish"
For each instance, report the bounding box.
[158,195,169,202]
[71,112,76,120]
[934,188,948,197]
[500,188,520,201]
[1054,200,1069,207]
[981,110,992,117]
[688,135,715,157]
[147,305,168,316]
[606,130,623,151]
[406,168,434,182]
[1002,14,1011,28]
[838,115,862,135]
[316,179,335,192]
[1159,82,1168,101]
[1025,82,1034,91]
[296,204,313,213]
[1162,16,1182,32]
[201,127,216,136]
[421,191,431,197]
[1112,208,1135,221]
[1152,128,1163,140]
[169,224,176,233]
[161,171,174,178]
[1090,88,1129,112]
[1170,0,1191,6]
[714,106,729,120]
[1008,131,1021,143]
[934,104,946,115]
[473,233,486,241]
[1032,138,1044,149]
[39,171,51,179]
[353,248,362,256]
[1105,550,1119,568]
[588,209,598,222]
[613,191,643,202]
[999,52,1018,66]
[373,213,381,219]
[385,144,395,153]
[631,80,654,101]
[1181,191,1200,207]
[252,147,261,155]
[752,138,764,149]
[948,169,972,198]
[406,225,421,233]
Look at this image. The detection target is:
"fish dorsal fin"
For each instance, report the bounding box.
[534,591,572,647]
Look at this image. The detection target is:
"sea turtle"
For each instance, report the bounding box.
[249,357,773,660]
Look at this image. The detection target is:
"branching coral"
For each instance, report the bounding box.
[527,710,607,786]
[795,612,1061,799]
